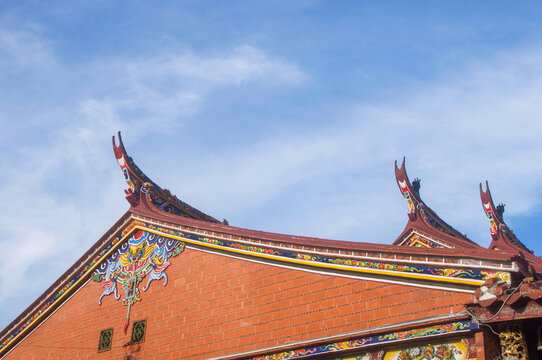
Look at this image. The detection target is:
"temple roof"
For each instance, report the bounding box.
[1,134,541,357]
[111,136,541,272]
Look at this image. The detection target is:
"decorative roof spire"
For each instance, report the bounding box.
[496,203,505,219]
[112,132,221,223]
[411,177,421,196]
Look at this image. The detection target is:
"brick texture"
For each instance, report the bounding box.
[4,247,471,360]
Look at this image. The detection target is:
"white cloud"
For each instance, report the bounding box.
[163,45,307,86]
[70,45,305,136]
[0,21,54,69]
[0,43,306,329]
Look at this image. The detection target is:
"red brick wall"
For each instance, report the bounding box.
[4,247,471,360]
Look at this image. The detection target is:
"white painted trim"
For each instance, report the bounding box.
[186,245,474,293]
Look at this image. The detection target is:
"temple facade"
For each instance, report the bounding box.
[1,133,541,360]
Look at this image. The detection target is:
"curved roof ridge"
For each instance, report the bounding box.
[479,181,531,251]
[479,182,542,273]
[393,158,481,249]
[112,132,221,223]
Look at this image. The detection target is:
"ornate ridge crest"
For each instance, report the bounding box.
[394,158,477,248]
[480,181,532,254]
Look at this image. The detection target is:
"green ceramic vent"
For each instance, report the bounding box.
[98,329,113,351]
[132,320,146,343]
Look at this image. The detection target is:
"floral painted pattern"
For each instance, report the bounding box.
[247,323,477,360]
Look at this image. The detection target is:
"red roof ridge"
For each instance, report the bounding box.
[111,135,541,271]
[130,197,518,263]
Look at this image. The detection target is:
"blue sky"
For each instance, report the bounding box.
[1,1,542,330]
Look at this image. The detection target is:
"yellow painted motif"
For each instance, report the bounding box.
[337,338,476,360]
[118,242,156,266]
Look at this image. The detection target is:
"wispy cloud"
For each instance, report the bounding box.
[72,45,306,135]
[0,20,53,69]
[0,40,306,328]
[154,45,306,86]
[165,47,542,245]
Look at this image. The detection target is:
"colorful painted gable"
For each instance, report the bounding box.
[92,229,185,306]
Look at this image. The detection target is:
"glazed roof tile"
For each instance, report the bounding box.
[466,276,542,323]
